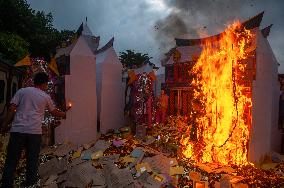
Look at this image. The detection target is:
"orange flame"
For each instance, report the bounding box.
[181,22,253,165]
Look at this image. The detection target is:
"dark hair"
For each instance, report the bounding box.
[33,72,49,86]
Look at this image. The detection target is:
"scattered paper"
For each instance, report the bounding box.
[71,150,82,160]
[81,152,92,160]
[261,163,278,170]
[231,183,249,188]
[169,158,178,166]
[44,174,58,186]
[170,166,184,176]
[53,144,74,157]
[64,161,104,187]
[151,173,165,182]
[113,139,125,147]
[136,163,152,173]
[196,163,214,173]
[83,139,97,150]
[103,161,134,188]
[131,148,144,158]
[93,140,111,152]
[120,155,136,163]
[40,147,55,155]
[39,157,67,179]
[120,127,130,132]
[143,154,170,174]
[189,171,201,181]
[214,166,236,174]
[194,181,209,188]
[91,150,104,160]
[230,176,245,184]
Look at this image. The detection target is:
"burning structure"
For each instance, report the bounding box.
[161,12,281,164]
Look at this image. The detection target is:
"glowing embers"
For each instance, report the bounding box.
[181,22,254,165]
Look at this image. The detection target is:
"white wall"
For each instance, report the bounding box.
[96,47,124,133]
[55,36,97,146]
[249,29,281,163]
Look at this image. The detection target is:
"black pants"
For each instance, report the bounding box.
[1,132,41,188]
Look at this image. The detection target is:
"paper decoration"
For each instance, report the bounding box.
[148,70,157,81]
[173,49,181,62]
[49,58,59,76]
[14,55,31,67]
[128,70,137,85]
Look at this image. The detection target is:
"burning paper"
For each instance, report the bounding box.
[181,21,254,165]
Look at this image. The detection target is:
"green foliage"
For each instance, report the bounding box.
[119,50,152,69]
[0,32,29,62]
[0,0,75,63]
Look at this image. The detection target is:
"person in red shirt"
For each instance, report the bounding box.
[156,90,169,124]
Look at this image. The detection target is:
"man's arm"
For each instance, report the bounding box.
[50,109,67,119]
[0,104,17,134]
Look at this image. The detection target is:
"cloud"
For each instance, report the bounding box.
[27,0,284,72]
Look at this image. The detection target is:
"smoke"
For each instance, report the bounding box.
[154,0,252,53]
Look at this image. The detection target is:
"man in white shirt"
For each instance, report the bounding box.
[0,72,69,188]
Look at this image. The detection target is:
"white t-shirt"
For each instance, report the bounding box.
[10,87,55,134]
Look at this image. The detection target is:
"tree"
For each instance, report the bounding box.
[0,32,29,61]
[119,50,152,69]
[0,0,75,63]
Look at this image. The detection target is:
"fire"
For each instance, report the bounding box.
[181,22,254,165]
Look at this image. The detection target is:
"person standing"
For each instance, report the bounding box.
[160,90,169,124]
[0,72,69,188]
[156,90,169,124]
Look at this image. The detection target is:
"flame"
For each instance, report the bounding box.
[181,22,253,165]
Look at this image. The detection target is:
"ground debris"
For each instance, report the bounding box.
[1,123,284,187]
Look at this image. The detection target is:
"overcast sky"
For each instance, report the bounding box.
[26,0,284,73]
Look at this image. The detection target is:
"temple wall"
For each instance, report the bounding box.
[249,29,281,163]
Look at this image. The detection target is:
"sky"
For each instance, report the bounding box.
[26,0,284,73]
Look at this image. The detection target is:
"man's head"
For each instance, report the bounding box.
[161,90,165,95]
[33,72,49,90]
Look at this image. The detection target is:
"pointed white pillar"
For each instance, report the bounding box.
[55,35,97,146]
